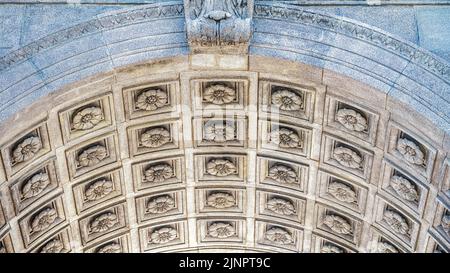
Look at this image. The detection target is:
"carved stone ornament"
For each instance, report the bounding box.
[333,147,362,169]
[265,227,293,245]
[206,158,237,176]
[89,213,118,234]
[77,145,107,168]
[135,89,168,111]
[84,180,114,202]
[336,108,368,132]
[146,195,176,214]
[377,242,399,253]
[208,222,236,238]
[204,123,235,142]
[40,239,64,253]
[441,214,450,236]
[322,215,352,235]
[0,244,5,253]
[271,89,303,111]
[396,138,425,165]
[206,192,235,209]
[268,164,297,184]
[203,84,236,105]
[383,210,410,235]
[328,182,358,204]
[144,164,174,183]
[71,107,104,131]
[321,244,344,253]
[269,128,302,148]
[266,198,296,216]
[390,176,419,202]
[30,208,57,233]
[184,0,253,53]
[150,227,178,244]
[21,172,50,200]
[140,127,171,148]
[12,136,42,164]
[97,242,122,253]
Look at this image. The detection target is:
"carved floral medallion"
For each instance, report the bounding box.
[30,208,57,233]
[377,242,398,253]
[203,84,236,105]
[72,107,104,131]
[390,176,419,202]
[144,164,174,183]
[204,123,235,142]
[322,215,352,235]
[136,89,168,111]
[268,164,297,184]
[265,227,293,245]
[21,172,50,200]
[266,198,296,216]
[84,180,114,202]
[333,147,362,169]
[269,128,302,148]
[150,227,178,244]
[97,242,122,253]
[146,195,175,214]
[12,136,42,163]
[383,210,410,235]
[40,239,64,253]
[89,213,118,234]
[206,192,235,209]
[336,108,368,132]
[77,145,107,167]
[328,182,358,204]
[271,89,303,111]
[206,159,236,176]
[396,138,425,165]
[321,244,344,253]
[208,222,235,239]
[140,127,171,148]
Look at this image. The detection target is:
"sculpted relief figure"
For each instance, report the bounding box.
[185,0,252,53]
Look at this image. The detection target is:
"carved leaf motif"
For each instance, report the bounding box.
[271,89,303,111]
[89,213,118,234]
[333,147,362,169]
[144,164,174,183]
[266,198,296,216]
[146,195,175,214]
[383,210,410,235]
[335,108,368,132]
[97,242,122,253]
[377,242,399,253]
[269,128,302,148]
[203,84,236,105]
[71,106,104,131]
[328,182,358,204]
[30,208,58,233]
[265,227,293,245]
[390,176,419,202]
[206,159,237,176]
[203,123,235,142]
[208,222,236,239]
[322,215,352,235]
[150,227,178,244]
[268,164,298,184]
[396,138,425,165]
[140,127,171,148]
[21,172,50,200]
[135,89,168,111]
[12,136,42,164]
[40,239,64,253]
[321,244,344,253]
[206,192,235,209]
[84,180,114,202]
[77,145,107,167]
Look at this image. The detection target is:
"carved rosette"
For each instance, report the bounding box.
[377,242,399,253]
[206,159,237,176]
[135,89,168,111]
[265,227,293,245]
[144,164,174,183]
[336,108,368,132]
[383,211,410,235]
[30,208,58,233]
[84,180,114,202]
[206,192,235,209]
[77,145,107,168]
[40,239,64,253]
[71,107,104,131]
[390,176,419,202]
[321,244,344,253]
[21,173,50,200]
[328,182,358,204]
[203,84,236,105]
[146,195,176,214]
[97,242,122,253]
[271,89,303,111]
[140,127,171,148]
[269,128,302,148]
[204,123,235,142]
[266,198,296,216]
[322,215,352,235]
[150,227,178,244]
[396,138,425,165]
[12,136,42,164]
[208,222,236,239]
[268,164,297,184]
[89,213,118,234]
[333,147,362,169]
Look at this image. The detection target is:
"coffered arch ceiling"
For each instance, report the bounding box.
[0,2,449,253]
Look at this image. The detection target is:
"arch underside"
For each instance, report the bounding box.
[0,3,449,253]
